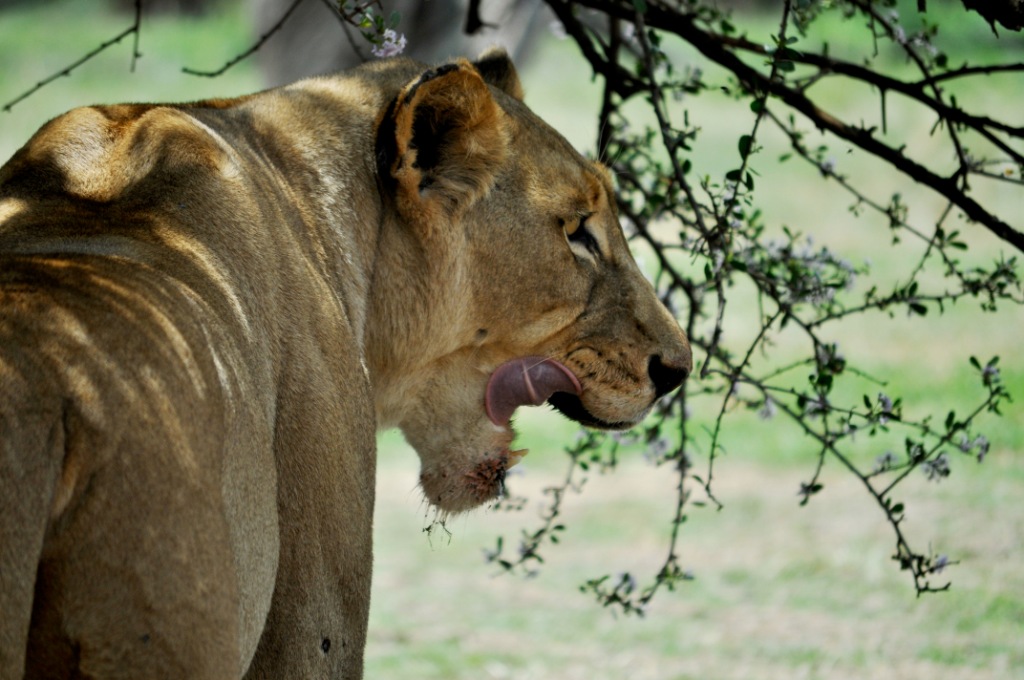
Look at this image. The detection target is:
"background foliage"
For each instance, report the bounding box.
[481,0,1023,611]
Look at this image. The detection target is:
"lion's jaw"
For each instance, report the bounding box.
[394,360,525,516]
[390,355,583,515]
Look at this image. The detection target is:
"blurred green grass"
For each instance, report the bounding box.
[1,2,1022,678]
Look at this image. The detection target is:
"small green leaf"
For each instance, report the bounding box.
[738,134,753,159]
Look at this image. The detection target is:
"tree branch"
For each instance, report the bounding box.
[566,0,1024,253]
[547,0,645,99]
[714,32,1024,143]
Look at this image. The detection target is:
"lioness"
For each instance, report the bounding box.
[0,50,691,678]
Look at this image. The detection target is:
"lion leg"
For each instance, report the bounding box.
[0,360,65,680]
[244,355,376,680]
[21,432,244,680]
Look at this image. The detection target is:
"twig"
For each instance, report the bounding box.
[317,0,370,62]
[183,0,305,77]
[3,17,142,112]
[632,7,712,241]
[131,0,143,73]
[703,308,784,501]
[927,62,1024,84]
[596,14,620,162]
[850,0,971,190]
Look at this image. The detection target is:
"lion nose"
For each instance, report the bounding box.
[648,353,691,398]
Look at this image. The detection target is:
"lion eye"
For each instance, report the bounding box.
[565,215,600,257]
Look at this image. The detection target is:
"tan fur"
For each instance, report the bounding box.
[0,50,690,678]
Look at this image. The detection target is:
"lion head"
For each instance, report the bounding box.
[365,51,692,515]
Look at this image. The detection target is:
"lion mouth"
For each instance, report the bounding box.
[484,356,581,426]
[547,392,635,431]
[484,355,639,432]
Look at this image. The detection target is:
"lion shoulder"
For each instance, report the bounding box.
[0,103,240,205]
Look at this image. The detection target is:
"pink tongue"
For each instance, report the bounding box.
[485,356,582,426]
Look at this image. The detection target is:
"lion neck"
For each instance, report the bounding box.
[362,211,478,430]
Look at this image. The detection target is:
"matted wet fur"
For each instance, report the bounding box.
[0,50,690,678]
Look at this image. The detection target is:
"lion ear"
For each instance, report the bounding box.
[472,48,524,101]
[381,59,509,226]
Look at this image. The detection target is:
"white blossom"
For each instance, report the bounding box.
[923,452,950,481]
[612,430,640,447]
[804,397,828,419]
[722,181,737,203]
[973,435,990,463]
[816,343,842,366]
[874,450,898,472]
[877,392,893,424]
[644,435,673,463]
[372,29,407,58]
[911,35,939,57]
[982,363,1000,383]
